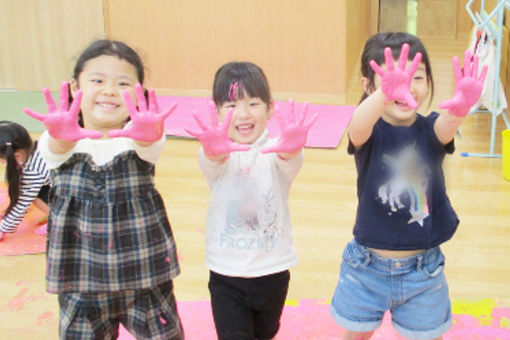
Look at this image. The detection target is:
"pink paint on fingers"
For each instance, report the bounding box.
[369,43,421,109]
[108,84,177,142]
[440,50,488,117]
[23,82,102,141]
[185,103,249,157]
[260,99,319,155]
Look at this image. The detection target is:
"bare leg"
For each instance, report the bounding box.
[342,330,374,340]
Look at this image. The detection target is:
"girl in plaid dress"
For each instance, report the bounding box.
[23,40,184,340]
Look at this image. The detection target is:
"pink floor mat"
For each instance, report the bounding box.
[117,298,510,340]
[160,96,354,149]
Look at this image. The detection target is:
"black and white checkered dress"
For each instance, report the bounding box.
[46,150,180,293]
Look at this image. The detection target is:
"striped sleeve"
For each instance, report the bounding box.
[0,149,50,233]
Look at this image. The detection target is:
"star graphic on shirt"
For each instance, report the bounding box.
[408,209,428,227]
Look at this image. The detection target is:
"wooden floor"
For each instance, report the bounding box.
[1,37,510,339]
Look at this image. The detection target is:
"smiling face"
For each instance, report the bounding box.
[364,63,430,126]
[218,92,273,144]
[70,55,139,134]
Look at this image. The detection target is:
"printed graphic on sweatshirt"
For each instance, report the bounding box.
[378,143,430,226]
[220,171,280,251]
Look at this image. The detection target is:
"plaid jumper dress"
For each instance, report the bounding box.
[46,150,180,293]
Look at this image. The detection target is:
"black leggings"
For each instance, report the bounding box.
[209,270,290,340]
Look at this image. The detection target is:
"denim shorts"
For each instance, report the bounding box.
[330,239,452,340]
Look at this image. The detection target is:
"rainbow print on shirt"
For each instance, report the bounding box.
[378,144,430,227]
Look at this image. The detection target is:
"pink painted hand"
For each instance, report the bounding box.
[260,99,318,154]
[23,81,102,141]
[185,101,249,157]
[108,84,177,142]
[439,50,488,117]
[369,43,422,110]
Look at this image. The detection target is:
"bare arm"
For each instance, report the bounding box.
[434,112,464,145]
[348,88,387,148]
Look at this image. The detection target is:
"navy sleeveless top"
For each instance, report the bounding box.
[348,112,459,250]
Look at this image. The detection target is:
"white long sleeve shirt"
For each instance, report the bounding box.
[198,131,303,277]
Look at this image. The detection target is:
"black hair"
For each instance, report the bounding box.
[73,39,145,84]
[213,62,271,107]
[71,39,146,126]
[359,32,434,106]
[0,121,33,216]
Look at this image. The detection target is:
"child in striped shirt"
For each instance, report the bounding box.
[0,120,50,240]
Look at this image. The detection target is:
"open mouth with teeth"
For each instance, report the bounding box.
[236,123,254,135]
[97,102,120,110]
[394,100,412,110]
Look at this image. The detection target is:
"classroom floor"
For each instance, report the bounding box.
[1,36,510,339]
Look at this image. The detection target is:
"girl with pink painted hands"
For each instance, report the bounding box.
[23,40,183,339]
[330,32,486,340]
[190,61,316,340]
[186,98,317,163]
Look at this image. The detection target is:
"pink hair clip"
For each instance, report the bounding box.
[228,82,240,101]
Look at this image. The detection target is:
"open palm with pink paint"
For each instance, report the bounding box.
[260,99,318,155]
[439,50,488,117]
[23,81,103,141]
[108,83,177,142]
[185,101,249,158]
[369,43,422,110]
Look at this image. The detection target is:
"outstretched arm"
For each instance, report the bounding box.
[108,84,177,146]
[260,99,318,159]
[349,43,422,148]
[435,50,487,144]
[23,81,102,154]
[185,101,249,164]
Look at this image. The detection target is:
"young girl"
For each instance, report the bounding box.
[23,39,184,339]
[329,32,486,340]
[185,61,317,340]
[0,121,50,240]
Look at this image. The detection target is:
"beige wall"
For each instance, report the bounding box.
[105,0,356,104]
[345,1,373,86]
[418,0,457,38]
[0,0,375,104]
[0,0,105,91]
[379,0,408,33]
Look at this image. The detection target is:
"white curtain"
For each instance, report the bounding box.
[468,28,507,115]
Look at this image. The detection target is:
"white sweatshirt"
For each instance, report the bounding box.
[198,130,303,277]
